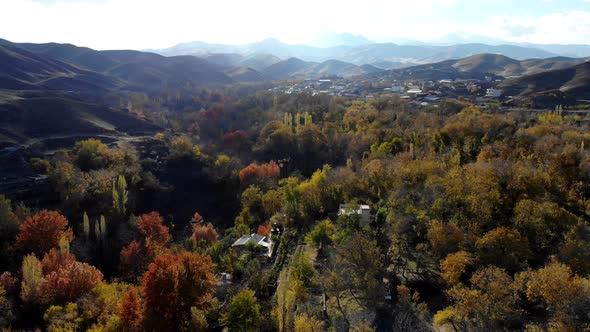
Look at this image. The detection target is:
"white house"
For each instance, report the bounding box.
[231,233,273,257]
[486,88,502,98]
[391,85,403,93]
[338,204,372,227]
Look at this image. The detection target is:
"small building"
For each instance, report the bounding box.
[486,88,502,98]
[391,85,403,93]
[215,272,232,286]
[338,204,371,227]
[231,233,273,257]
[407,88,424,97]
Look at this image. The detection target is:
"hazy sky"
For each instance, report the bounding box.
[1,0,590,49]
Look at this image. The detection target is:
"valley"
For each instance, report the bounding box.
[0,33,590,332]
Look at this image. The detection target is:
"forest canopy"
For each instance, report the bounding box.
[1,91,590,331]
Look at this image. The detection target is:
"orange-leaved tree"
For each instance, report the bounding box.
[141,252,216,331]
[137,212,171,252]
[16,210,73,257]
[119,286,143,331]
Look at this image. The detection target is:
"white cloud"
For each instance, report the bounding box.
[0,0,589,49]
[471,10,590,44]
[0,0,458,49]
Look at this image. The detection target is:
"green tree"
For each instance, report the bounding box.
[222,289,261,332]
[305,219,336,249]
[83,212,90,240]
[0,195,18,229]
[112,175,129,216]
[74,139,111,171]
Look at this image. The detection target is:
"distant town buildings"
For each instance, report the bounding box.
[486,88,502,98]
[270,74,508,107]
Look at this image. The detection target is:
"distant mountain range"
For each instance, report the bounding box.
[0,37,589,145]
[0,38,386,144]
[366,53,588,81]
[150,38,590,69]
[0,39,235,91]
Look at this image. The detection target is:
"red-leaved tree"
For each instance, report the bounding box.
[16,210,73,256]
[0,272,19,296]
[257,224,271,236]
[40,261,103,305]
[41,248,76,275]
[137,212,171,251]
[141,252,216,330]
[192,223,219,248]
[239,161,280,185]
[119,286,143,331]
[120,240,145,279]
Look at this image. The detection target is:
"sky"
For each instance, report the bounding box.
[1,0,590,50]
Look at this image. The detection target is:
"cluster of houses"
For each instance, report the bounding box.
[269,78,370,98]
[270,75,507,108]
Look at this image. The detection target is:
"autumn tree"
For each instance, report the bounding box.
[516,258,590,328]
[41,248,76,275]
[426,220,463,258]
[44,303,81,332]
[335,233,383,305]
[221,288,262,332]
[120,240,145,279]
[239,161,280,186]
[0,195,18,231]
[476,227,530,272]
[558,222,590,275]
[20,254,44,304]
[0,286,14,328]
[0,195,19,270]
[40,261,103,305]
[192,223,219,248]
[440,251,474,285]
[190,212,204,226]
[294,313,325,332]
[0,272,18,296]
[262,189,283,218]
[513,199,579,261]
[435,266,519,331]
[141,252,216,331]
[119,286,143,331]
[137,212,171,252]
[16,210,73,257]
[74,138,111,171]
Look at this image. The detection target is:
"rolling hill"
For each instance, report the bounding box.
[0,44,120,91]
[261,58,384,80]
[224,66,269,82]
[0,90,160,144]
[0,39,235,90]
[198,53,281,71]
[366,54,586,81]
[499,61,590,99]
